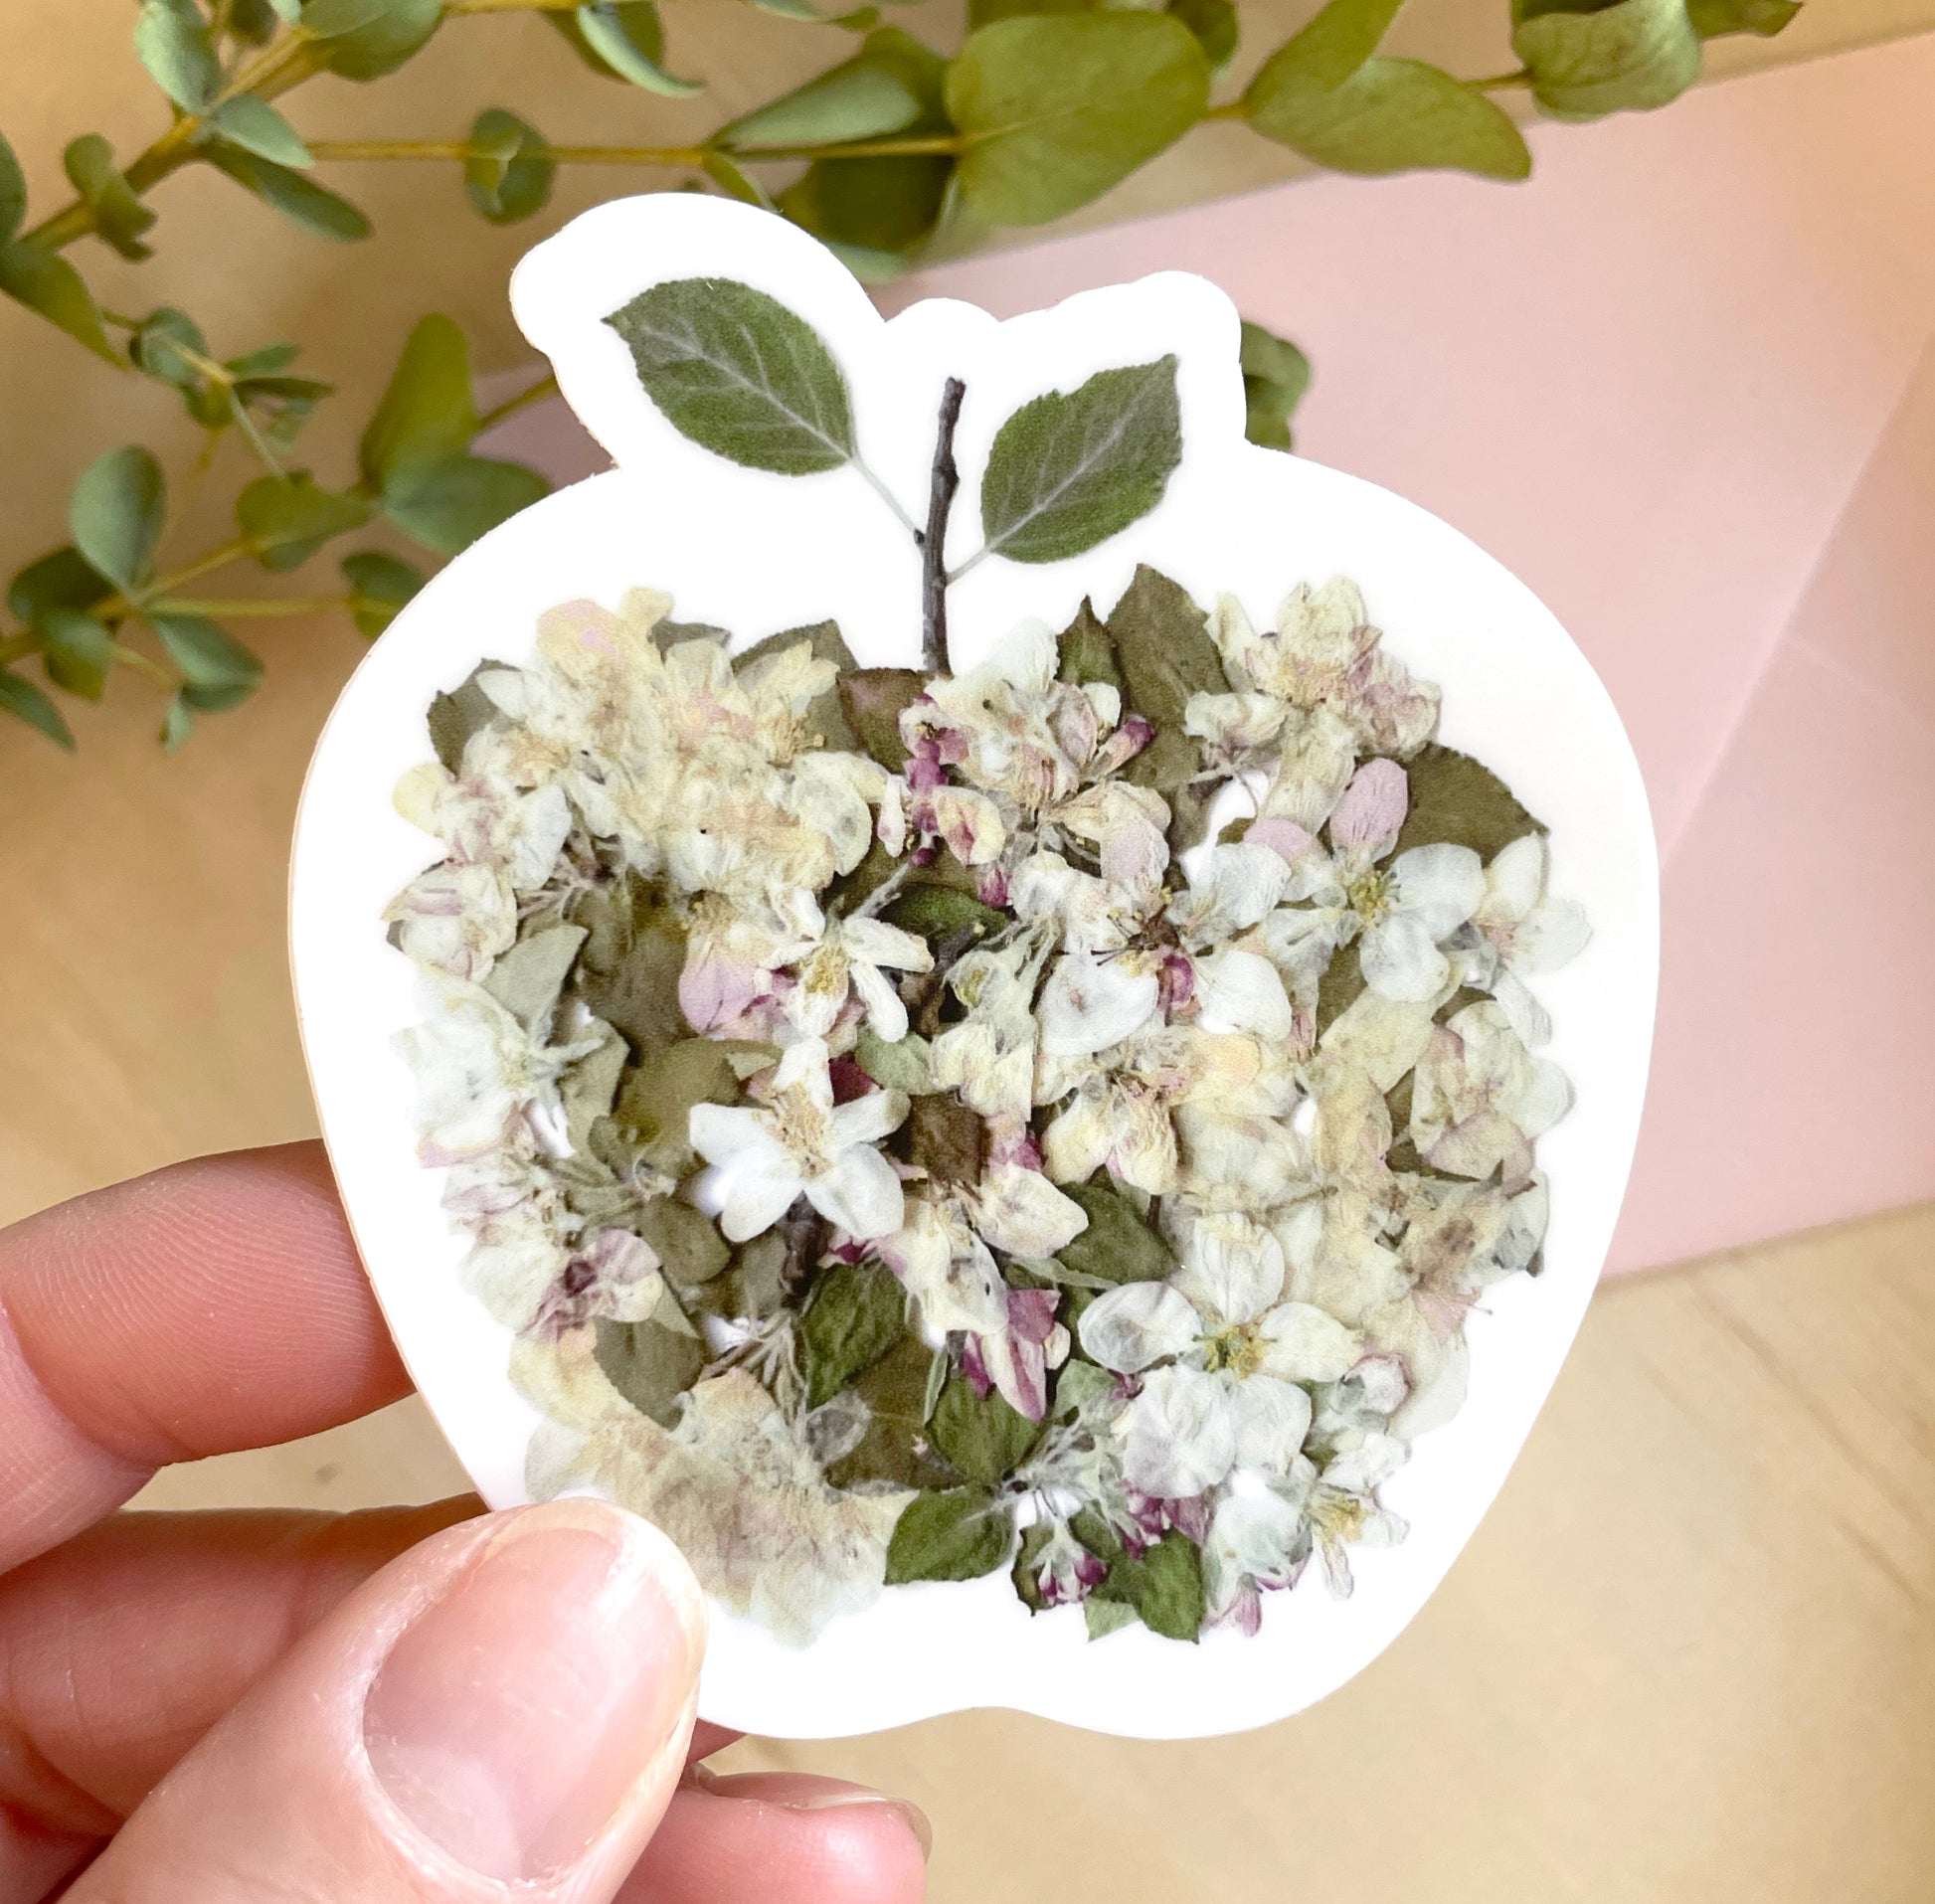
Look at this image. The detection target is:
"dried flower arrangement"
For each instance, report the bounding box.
[387,277,1587,1645]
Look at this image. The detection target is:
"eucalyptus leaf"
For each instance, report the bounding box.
[1056,1175,1175,1284]
[0,244,120,363]
[577,1,701,95]
[383,456,547,556]
[1250,0,1402,87]
[483,923,588,1032]
[1091,1528,1204,1640]
[593,1303,705,1427]
[801,1259,907,1408]
[725,58,924,147]
[9,547,111,623]
[210,148,372,240]
[948,14,1210,227]
[929,1373,1041,1485]
[462,109,554,224]
[160,690,195,750]
[360,314,477,488]
[213,97,313,168]
[38,608,115,702]
[1391,742,1543,860]
[605,277,855,476]
[884,1486,1014,1583]
[1686,0,1798,34]
[229,0,283,41]
[0,670,76,751]
[699,150,774,211]
[1168,0,1237,67]
[63,136,157,260]
[979,357,1181,564]
[133,0,221,112]
[238,472,372,570]
[1511,0,1701,120]
[0,131,24,243]
[149,612,264,695]
[71,446,165,592]
[343,550,424,636]
[307,0,441,80]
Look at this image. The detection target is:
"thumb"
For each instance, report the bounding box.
[71,1501,707,1904]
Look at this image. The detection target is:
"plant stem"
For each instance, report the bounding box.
[475,369,561,434]
[145,595,353,616]
[1473,68,1533,88]
[306,133,964,166]
[921,376,965,677]
[854,460,921,541]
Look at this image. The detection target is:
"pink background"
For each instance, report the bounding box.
[492,33,1935,1274]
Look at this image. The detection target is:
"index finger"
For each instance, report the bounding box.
[0,1142,411,1572]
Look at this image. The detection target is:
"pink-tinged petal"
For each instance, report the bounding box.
[1245,816,1318,865]
[1007,1286,1061,1344]
[977,863,1010,908]
[678,947,763,1033]
[827,1057,874,1104]
[1327,758,1409,854]
[986,1325,1049,1422]
[961,1329,994,1398]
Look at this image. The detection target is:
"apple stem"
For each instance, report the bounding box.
[921,376,966,676]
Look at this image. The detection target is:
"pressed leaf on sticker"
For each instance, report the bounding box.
[1390,742,1543,860]
[593,1296,705,1427]
[482,923,587,1032]
[801,1259,908,1408]
[929,1373,1042,1486]
[1091,1528,1204,1640]
[1056,1176,1175,1284]
[885,1486,1014,1583]
[826,1334,962,1489]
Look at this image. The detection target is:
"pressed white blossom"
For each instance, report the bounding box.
[786,914,934,1044]
[1460,833,1591,1045]
[1409,1001,1572,1189]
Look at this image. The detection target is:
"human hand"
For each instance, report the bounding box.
[0,1143,931,1904]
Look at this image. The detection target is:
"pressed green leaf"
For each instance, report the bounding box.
[463,108,555,224]
[605,278,855,476]
[569,876,690,1059]
[63,136,157,260]
[801,1260,907,1408]
[0,131,24,244]
[575,0,701,95]
[611,1037,743,1177]
[1247,51,1530,178]
[1055,599,1121,690]
[149,611,264,692]
[1085,1594,1139,1639]
[1511,0,1701,120]
[902,1093,985,1187]
[133,0,221,112]
[1686,0,1799,34]
[1168,0,1237,67]
[382,455,549,556]
[1056,1175,1174,1284]
[10,547,112,623]
[343,549,424,636]
[1390,742,1543,860]
[979,358,1180,565]
[0,670,77,750]
[853,1023,933,1093]
[1107,564,1225,726]
[238,472,372,570]
[360,314,477,488]
[425,658,506,770]
[884,1486,1014,1583]
[725,57,925,147]
[210,149,372,239]
[947,14,1209,227]
[929,1373,1041,1485]
[882,882,1006,948]
[307,0,441,79]
[635,1197,732,1285]
[1091,1528,1204,1640]
[593,1299,705,1426]
[484,923,587,1031]
[71,446,165,592]
[0,244,120,363]
[38,608,115,702]
[213,97,313,168]
[1051,1357,1115,1416]
[1315,940,1366,1036]
[824,1334,961,1489]
[836,665,925,770]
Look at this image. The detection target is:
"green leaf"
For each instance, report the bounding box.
[210,148,371,239]
[38,607,115,701]
[593,1298,705,1427]
[1511,0,1701,120]
[836,666,925,770]
[134,0,221,111]
[948,14,1209,227]
[575,0,701,95]
[382,455,549,555]
[979,357,1180,565]
[71,446,165,592]
[699,149,774,211]
[213,97,313,168]
[1092,1529,1204,1640]
[9,547,112,623]
[725,57,925,147]
[343,549,423,636]
[605,278,855,476]
[611,1037,744,1177]
[1056,1175,1175,1284]
[1107,563,1226,730]
[160,690,195,749]
[967,0,1093,24]
[884,1486,1014,1583]
[425,658,506,770]
[62,136,157,260]
[0,130,24,244]
[902,1093,985,1187]
[305,0,441,79]
[801,1260,907,1408]
[882,882,1006,949]
[128,306,207,388]
[0,670,76,750]
[149,612,264,698]
[929,1373,1041,1485]
[238,472,372,570]
[229,0,283,42]
[824,1334,961,1489]
[853,1023,933,1093]
[1240,317,1311,453]
[1686,0,1798,34]
[1085,1594,1139,1639]
[483,923,587,1031]
[360,314,477,487]
[1390,742,1544,860]
[635,1197,732,1285]
[1169,0,1237,67]
[1055,598,1121,690]
[0,244,120,363]
[463,108,555,224]
[1247,47,1530,177]
[569,875,690,1059]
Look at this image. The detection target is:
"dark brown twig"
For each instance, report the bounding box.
[921,377,967,676]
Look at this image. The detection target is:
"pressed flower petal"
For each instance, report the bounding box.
[840,916,933,973]
[1358,912,1450,1002]
[688,1102,772,1170]
[1119,1365,1239,1498]
[807,1142,905,1241]
[1228,1373,1315,1474]
[1327,759,1408,855]
[1389,842,1485,940]
[1038,952,1160,1057]
[828,1084,911,1149]
[718,1163,807,1243]
[1174,1214,1286,1326]
[848,958,910,1043]
[1258,1300,1362,1383]
[1193,947,1295,1040]
[971,1163,1089,1258]
[1077,1281,1200,1374]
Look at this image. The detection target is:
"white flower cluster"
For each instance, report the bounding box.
[389,575,1588,1644]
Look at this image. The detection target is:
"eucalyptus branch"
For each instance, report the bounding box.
[921,377,965,676]
[306,134,966,166]
[144,595,357,616]
[476,370,561,434]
